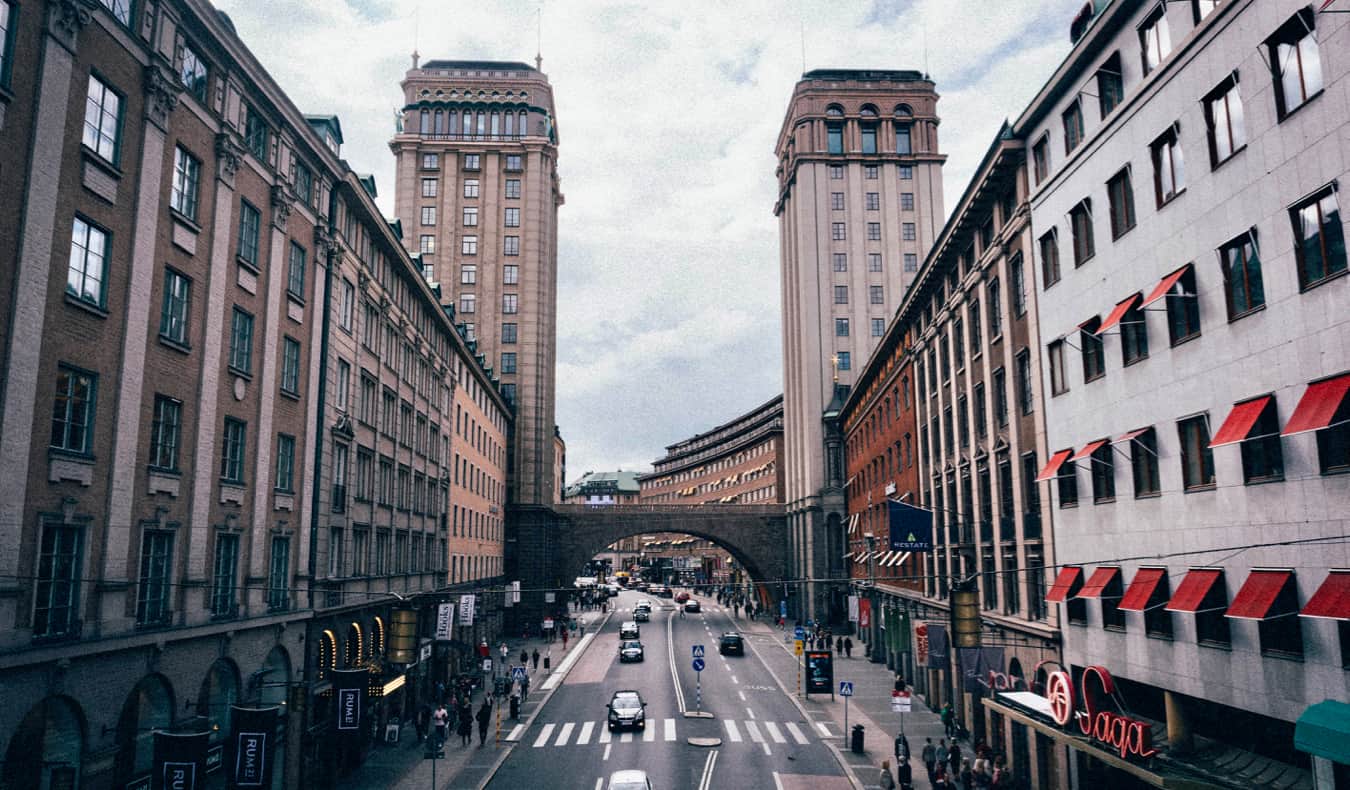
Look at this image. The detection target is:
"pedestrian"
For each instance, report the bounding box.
[456,704,472,746]
[933,762,949,789]
[894,731,910,763]
[936,738,949,775]
[561,629,568,649]
[844,637,853,658]
[836,636,844,653]
[922,737,936,783]
[878,759,897,790]
[941,702,955,738]
[960,757,974,790]
[532,649,540,670]
[897,757,913,790]
[520,648,528,665]
[894,673,905,693]
[948,741,962,775]
[476,699,492,746]
[432,703,449,746]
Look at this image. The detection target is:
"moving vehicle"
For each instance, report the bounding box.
[683,599,701,613]
[619,640,645,662]
[607,769,652,790]
[719,632,744,656]
[615,571,631,587]
[635,599,653,611]
[607,690,647,730]
[619,621,640,639]
[633,608,650,622]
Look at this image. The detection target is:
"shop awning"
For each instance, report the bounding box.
[1226,570,1293,620]
[1071,439,1109,462]
[1141,263,1191,307]
[1035,449,1074,482]
[1295,700,1350,764]
[1118,568,1166,612]
[1300,571,1350,620]
[1165,568,1222,612]
[1209,396,1272,447]
[888,552,911,568]
[1281,373,1350,436]
[1118,427,1150,442]
[1044,566,1083,603]
[1096,294,1140,335]
[842,551,854,561]
[1077,567,1120,599]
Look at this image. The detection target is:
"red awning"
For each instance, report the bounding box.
[1210,396,1273,448]
[1071,439,1109,462]
[1226,570,1293,620]
[1035,449,1074,482]
[1118,427,1150,442]
[1096,294,1141,335]
[1281,373,1350,436]
[1300,572,1350,620]
[1141,264,1191,307]
[1165,569,1223,612]
[1118,568,1167,611]
[1044,567,1083,604]
[1078,567,1120,599]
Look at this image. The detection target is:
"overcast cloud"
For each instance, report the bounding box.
[216,0,1083,482]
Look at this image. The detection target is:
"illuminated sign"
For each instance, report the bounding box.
[1046,666,1157,760]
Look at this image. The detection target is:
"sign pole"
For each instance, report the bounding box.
[496,692,502,747]
[844,694,849,750]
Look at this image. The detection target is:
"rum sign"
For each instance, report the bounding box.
[1045,666,1157,760]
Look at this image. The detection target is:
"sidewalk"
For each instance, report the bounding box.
[345,608,610,790]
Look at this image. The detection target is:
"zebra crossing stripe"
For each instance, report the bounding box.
[555,722,575,746]
[745,721,764,743]
[620,732,634,743]
[507,724,526,742]
[598,725,612,744]
[533,723,556,748]
[765,722,787,744]
[663,718,676,741]
[577,722,594,745]
[723,720,743,742]
[642,725,655,742]
[814,721,832,737]
[785,722,810,744]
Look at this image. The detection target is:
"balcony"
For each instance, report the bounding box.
[332,484,347,514]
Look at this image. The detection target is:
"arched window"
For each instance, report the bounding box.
[318,629,337,680]
[259,646,291,707]
[894,104,913,118]
[114,675,174,785]
[825,104,845,117]
[490,112,501,137]
[860,104,879,117]
[197,659,239,745]
[448,109,458,135]
[462,110,473,136]
[4,696,86,790]
[476,111,486,137]
[419,110,430,134]
[433,109,444,134]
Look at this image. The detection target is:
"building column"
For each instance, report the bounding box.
[1164,690,1193,754]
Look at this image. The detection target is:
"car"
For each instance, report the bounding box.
[633,608,650,622]
[607,690,647,730]
[655,586,674,598]
[619,640,645,662]
[633,581,649,592]
[719,632,744,656]
[683,599,701,613]
[619,621,640,640]
[636,598,653,609]
[607,769,652,790]
[675,591,690,603]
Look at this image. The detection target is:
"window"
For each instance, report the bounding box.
[1120,299,1149,365]
[901,193,914,211]
[1056,450,1078,508]
[150,395,181,471]
[1255,572,1304,658]
[420,178,438,198]
[968,299,982,354]
[229,308,253,375]
[460,264,477,285]
[461,235,478,255]
[210,533,238,617]
[900,165,913,180]
[463,153,481,170]
[1139,3,1172,75]
[82,75,121,163]
[221,418,246,483]
[505,207,520,228]
[159,268,190,346]
[501,352,517,374]
[1239,397,1285,483]
[830,192,845,211]
[280,337,300,395]
[267,536,290,611]
[170,146,201,221]
[1165,266,1201,344]
[836,352,851,371]
[1268,9,1323,120]
[830,164,844,180]
[1062,100,1084,155]
[1070,200,1094,265]
[286,243,306,299]
[419,206,435,226]
[1016,349,1034,415]
[904,253,918,272]
[1096,52,1123,117]
[865,192,880,211]
[832,253,847,272]
[237,201,261,269]
[831,222,846,241]
[335,359,350,412]
[462,207,478,227]
[1151,126,1185,206]
[459,294,475,314]
[1178,414,1215,490]
[50,365,96,455]
[993,368,1008,428]
[329,528,344,578]
[419,235,435,254]
[244,107,268,161]
[421,153,439,169]
[868,253,882,272]
[503,294,518,314]
[834,286,848,304]
[501,383,516,405]
[505,179,521,198]
[275,433,295,491]
[867,222,882,241]
[987,279,1002,339]
[502,323,518,344]
[352,529,369,575]
[1123,427,1160,497]
[1032,135,1050,184]
[1107,168,1136,238]
[1192,0,1218,20]
[1204,75,1246,167]
[1099,569,1126,631]
[68,217,110,309]
[505,154,523,171]
[902,223,916,241]
[1039,229,1060,287]
[136,531,174,625]
[32,521,81,633]
[1010,253,1026,316]
[869,285,884,305]
[872,318,885,337]
[953,318,965,371]
[504,265,519,284]
[835,318,849,337]
[895,123,912,154]
[338,279,355,333]
[826,124,843,154]
[1315,380,1350,475]
[1080,317,1105,382]
[1291,187,1346,289]
[499,234,520,257]
[1217,230,1264,318]
[861,125,877,154]
[1048,340,1068,395]
[1091,441,1115,502]
[178,42,209,102]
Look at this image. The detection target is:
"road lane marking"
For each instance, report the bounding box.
[507,724,526,742]
[603,743,611,761]
[577,722,594,745]
[697,750,719,790]
[765,722,787,743]
[666,611,686,713]
[642,724,655,742]
[555,722,574,746]
[815,721,832,737]
[745,721,764,743]
[541,632,597,691]
[533,723,556,747]
[599,726,612,743]
[620,732,633,743]
[594,778,603,790]
[730,675,739,684]
[762,741,772,755]
[773,771,786,790]
[664,718,676,741]
[746,707,755,719]
[785,722,810,744]
[723,720,742,742]
[737,691,746,701]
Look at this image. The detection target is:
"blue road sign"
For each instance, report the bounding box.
[839,681,854,697]
[692,658,706,672]
[692,645,705,658]
[780,600,787,617]
[794,626,806,641]
[512,666,527,681]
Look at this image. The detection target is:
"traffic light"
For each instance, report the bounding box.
[950,580,980,648]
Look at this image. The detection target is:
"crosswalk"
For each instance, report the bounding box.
[509,717,820,748]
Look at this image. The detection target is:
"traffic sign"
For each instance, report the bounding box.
[512,666,527,681]
[793,639,804,656]
[780,600,787,618]
[839,681,854,697]
[691,644,705,658]
[794,626,806,641]
[692,658,706,672]
[543,618,554,631]
[892,689,912,712]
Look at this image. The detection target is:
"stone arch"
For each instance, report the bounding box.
[3,695,86,790]
[825,103,845,117]
[113,673,174,786]
[197,658,240,744]
[860,103,879,117]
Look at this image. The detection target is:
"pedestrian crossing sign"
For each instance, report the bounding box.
[512,666,527,681]
[839,681,854,697]
[692,644,705,658]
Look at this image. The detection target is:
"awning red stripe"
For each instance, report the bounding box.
[1118,568,1166,612]
[1300,571,1350,620]
[1165,569,1222,612]
[1035,449,1074,482]
[1096,294,1141,335]
[1210,396,1272,448]
[1226,570,1293,620]
[1078,567,1120,599]
[1071,439,1109,462]
[1141,264,1191,307]
[1281,373,1350,436]
[1044,567,1082,604]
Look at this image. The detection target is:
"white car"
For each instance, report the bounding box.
[608,770,652,790]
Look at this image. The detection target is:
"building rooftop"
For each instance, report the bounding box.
[420,60,538,72]
[565,470,642,498]
[801,68,926,83]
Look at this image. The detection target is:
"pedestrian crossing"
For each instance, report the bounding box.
[511,718,820,747]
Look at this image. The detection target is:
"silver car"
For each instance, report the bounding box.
[607,769,652,790]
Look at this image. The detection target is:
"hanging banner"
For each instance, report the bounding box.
[847,595,859,622]
[459,594,476,627]
[915,623,930,667]
[435,603,455,640]
[957,647,1005,694]
[228,706,278,789]
[888,499,934,552]
[858,598,872,630]
[151,730,210,790]
[330,668,368,734]
[926,623,949,668]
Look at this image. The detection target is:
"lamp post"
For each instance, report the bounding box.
[864,533,877,658]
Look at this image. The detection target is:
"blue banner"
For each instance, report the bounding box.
[888,500,933,552]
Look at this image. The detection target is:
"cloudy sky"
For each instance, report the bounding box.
[217,0,1082,481]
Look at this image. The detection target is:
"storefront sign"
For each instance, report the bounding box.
[151,730,209,790]
[925,623,948,668]
[435,603,455,639]
[1047,666,1157,760]
[228,706,277,790]
[985,669,1029,692]
[459,594,476,627]
[331,669,367,734]
[848,595,859,622]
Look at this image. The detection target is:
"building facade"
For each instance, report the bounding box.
[775,69,946,622]
[389,58,562,507]
[563,470,641,505]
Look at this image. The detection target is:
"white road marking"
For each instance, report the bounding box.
[765,722,787,743]
[762,741,772,756]
[664,718,677,741]
[785,722,810,744]
[746,707,755,719]
[815,721,832,737]
[745,720,764,743]
[737,691,746,701]
[594,778,603,790]
[730,675,739,684]
[577,721,594,745]
[599,726,612,744]
[642,724,655,742]
[620,732,633,743]
[773,771,786,790]
[541,632,596,691]
[555,722,574,746]
[723,720,743,742]
[533,723,556,747]
[507,724,526,742]
[697,749,720,790]
[603,743,611,761]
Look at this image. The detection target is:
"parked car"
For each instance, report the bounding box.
[619,640,645,662]
[619,621,640,640]
[607,769,652,790]
[683,599,701,613]
[607,690,647,730]
[719,632,744,656]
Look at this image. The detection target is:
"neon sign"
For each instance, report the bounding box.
[1045,665,1157,760]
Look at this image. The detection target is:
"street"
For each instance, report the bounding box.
[485,589,855,790]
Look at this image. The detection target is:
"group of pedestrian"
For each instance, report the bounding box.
[915,735,1012,788]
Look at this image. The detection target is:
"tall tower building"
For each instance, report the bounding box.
[774,69,945,621]
[391,60,563,505]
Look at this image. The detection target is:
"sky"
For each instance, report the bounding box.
[217,0,1084,482]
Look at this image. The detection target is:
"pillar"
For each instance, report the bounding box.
[1165,690,1193,754]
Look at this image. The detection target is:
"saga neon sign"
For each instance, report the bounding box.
[1045,666,1157,760]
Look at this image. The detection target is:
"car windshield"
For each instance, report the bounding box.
[622,641,641,650]
[613,695,641,711]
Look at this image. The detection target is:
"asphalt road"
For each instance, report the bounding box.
[485,588,853,790]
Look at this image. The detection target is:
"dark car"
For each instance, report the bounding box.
[607,690,647,730]
[619,640,644,662]
[718,632,744,656]
[633,607,650,622]
[683,599,701,613]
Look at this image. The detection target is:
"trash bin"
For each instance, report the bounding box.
[509,694,521,720]
[851,724,865,754]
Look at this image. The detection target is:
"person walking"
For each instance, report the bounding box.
[432,703,449,747]
[941,702,956,738]
[922,737,937,783]
[531,649,540,670]
[894,673,906,693]
[894,731,910,763]
[936,739,949,777]
[520,648,528,666]
[878,759,897,790]
[896,757,914,790]
[948,741,962,776]
[844,636,854,658]
[933,761,950,789]
[476,699,492,746]
[959,757,974,790]
[456,703,472,746]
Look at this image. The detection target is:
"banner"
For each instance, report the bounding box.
[956,647,1005,693]
[847,595,859,623]
[435,603,455,639]
[151,730,209,790]
[858,598,872,630]
[458,594,476,627]
[915,623,930,667]
[228,706,278,789]
[888,499,934,552]
[926,623,949,669]
[330,668,368,734]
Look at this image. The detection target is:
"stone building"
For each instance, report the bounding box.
[564,470,642,506]
[774,69,946,623]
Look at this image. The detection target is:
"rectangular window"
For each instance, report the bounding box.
[902,223,916,241]
[421,178,438,198]
[835,318,849,337]
[953,318,965,370]
[827,124,843,154]
[501,352,517,374]
[1120,299,1149,365]
[861,125,877,154]
[287,242,306,299]
[339,279,354,332]
[280,337,301,396]
[237,200,261,269]
[1048,340,1068,395]
[150,395,181,471]
[832,253,847,272]
[180,42,208,102]
[1165,266,1201,344]
[1139,3,1172,75]
[899,165,913,180]
[159,268,190,345]
[836,351,851,371]
[904,253,918,272]
[1056,450,1078,508]
[228,308,253,375]
[869,285,884,305]
[267,536,290,611]
[502,323,518,344]
[335,359,350,412]
[1107,168,1136,238]
[901,193,914,211]
[459,293,475,314]
[968,299,982,354]
[1240,397,1285,483]
[136,531,174,625]
[1291,187,1346,289]
[895,123,912,155]
[1268,9,1323,120]
[460,264,477,285]
[505,207,520,227]
[503,294,518,314]
[1062,100,1084,155]
[865,165,878,180]
[275,433,295,491]
[463,153,481,170]
[1152,126,1185,206]
[420,206,436,226]
[244,108,268,160]
[865,192,880,211]
[1010,253,1026,316]
[462,179,480,199]
[1032,135,1050,184]
[503,235,521,256]
[419,235,435,254]
[1080,317,1105,382]
[504,265,519,285]
[830,192,844,210]
[68,217,110,309]
[1096,52,1123,117]
[1129,428,1161,496]
[831,222,846,241]
[1178,414,1215,490]
[1205,74,1246,167]
[505,179,521,198]
[421,153,439,169]
[973,383,987,439]
[867,222,882,241]
[33,521,83,638]
[1039,229,1060,287]
[170,146,201,221]
[1091,441,1115,502]
[51,366,96,454]
[462,207,478,227]
[1257,573,1303,658]
[461,235,478,255]
[987,278,1002,339]
[872,318,885,337]
[868,253,882,272]
[221,417,246,483]
[505,154,523,171]
[1016,349,1034,415]
[210,533,238,617]
[830,164,844,180]
[329,527,344,578]
[82,74,121,163]
[1219,230,1264,318]
[834,286,848,304]
[1100,570,1126,631]
[1070,200,1095,265]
